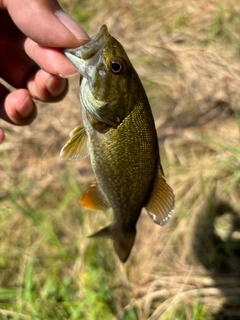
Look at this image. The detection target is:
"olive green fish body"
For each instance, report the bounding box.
[87,90,158,219]
[61,25,174,262]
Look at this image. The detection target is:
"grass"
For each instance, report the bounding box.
[0,0,240,319]
[153,300,208,320]
[0,154,119,319]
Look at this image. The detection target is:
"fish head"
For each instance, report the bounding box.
[63,25,133,102]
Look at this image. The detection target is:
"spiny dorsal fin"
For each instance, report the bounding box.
[145,163,174,226]
[60,124,89,160]
[80,182,110,211]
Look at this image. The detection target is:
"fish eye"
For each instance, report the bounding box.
[110,58,126,75]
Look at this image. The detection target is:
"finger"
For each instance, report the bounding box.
[23,38,78,77]
[0,41,36,89]
[0,128,5,143]
[26,69,69,102]
[0,41,68,103]
[1,0,90,48]
[0,10,83,79]
[0,38,74,90]
[0,85,37,125]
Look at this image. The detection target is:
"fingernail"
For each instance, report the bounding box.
[16,96,33,118]
[45,76,67,97]
[58,71,78,79]
[55,10,90,42]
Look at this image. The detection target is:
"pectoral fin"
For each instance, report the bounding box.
[60,124,89,160]
[80,182,110,211]
[145,164,174,226]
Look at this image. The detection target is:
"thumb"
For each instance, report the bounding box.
[1,0,89,48]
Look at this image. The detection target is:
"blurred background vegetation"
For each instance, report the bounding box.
[0,0,240,319]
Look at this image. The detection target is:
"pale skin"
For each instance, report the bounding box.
[0,0,90,143]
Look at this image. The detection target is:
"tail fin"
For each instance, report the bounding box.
[88,224,136,263]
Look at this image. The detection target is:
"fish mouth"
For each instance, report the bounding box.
[63,25,109,72]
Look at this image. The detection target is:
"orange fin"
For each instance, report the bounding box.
[88,224,135,263]
[80,182,110,211]
[60,124,89,160]
[145,164,174,226]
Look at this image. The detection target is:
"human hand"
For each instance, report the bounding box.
[0,0,90,143]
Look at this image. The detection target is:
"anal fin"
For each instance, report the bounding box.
[145,163,174,226]
[80,182,110,211]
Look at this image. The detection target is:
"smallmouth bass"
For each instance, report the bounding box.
[61,25,174,262]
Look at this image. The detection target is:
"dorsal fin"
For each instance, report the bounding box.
[60,124,89,160]
[145,163,174,226]
[80,182,110,211]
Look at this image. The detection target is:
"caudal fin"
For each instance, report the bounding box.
[88,225,136,263]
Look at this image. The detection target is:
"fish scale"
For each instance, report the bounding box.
[60,25,174,262]
[89,103,157,215]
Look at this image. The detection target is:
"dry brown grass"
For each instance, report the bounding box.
[1,0,240,318]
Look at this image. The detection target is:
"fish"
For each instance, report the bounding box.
[60,25,174,263]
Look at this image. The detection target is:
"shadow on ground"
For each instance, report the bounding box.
[191,197,240,319]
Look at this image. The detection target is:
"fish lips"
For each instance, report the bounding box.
[63,25,109,76]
